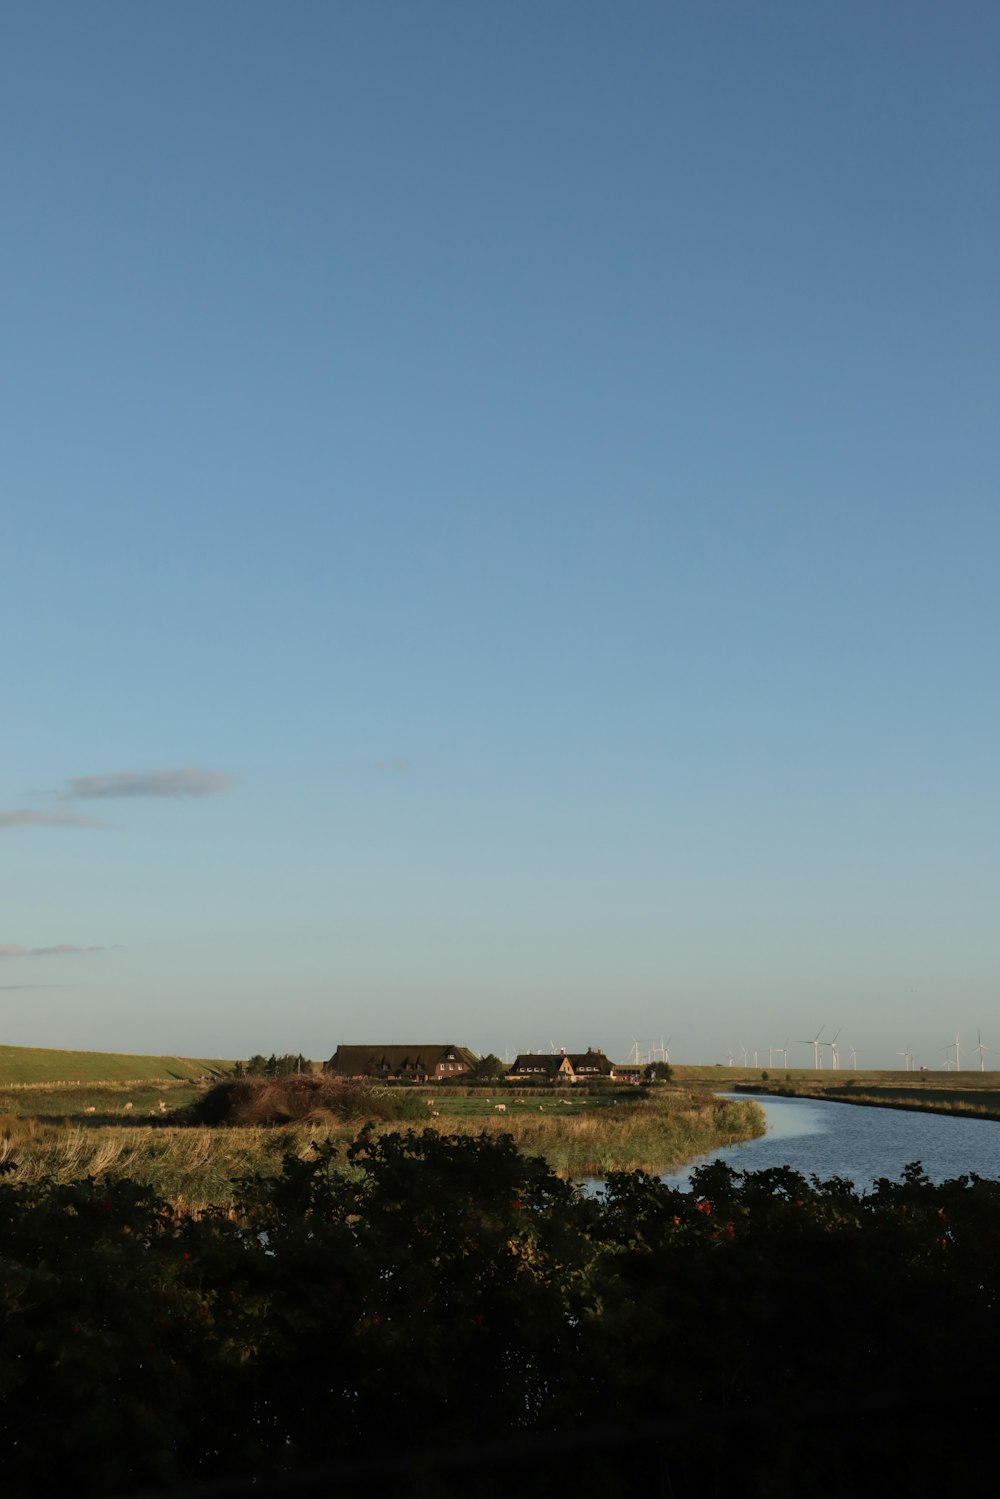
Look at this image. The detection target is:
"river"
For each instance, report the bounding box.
[659,1091,1000,1191]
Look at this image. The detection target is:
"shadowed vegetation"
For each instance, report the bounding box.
[0,1133,998,1497]
[184,1072,430,1126]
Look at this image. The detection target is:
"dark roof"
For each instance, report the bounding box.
[508,1048,613,1077]
[509,1053,564,1077]
[325,1045,478,1076]
[564,1049,613,1075]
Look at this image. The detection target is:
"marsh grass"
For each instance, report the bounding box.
[476,1091,764,1174]
[0,1079,204,1118]
[0,1085,764,1206]
[0,1116,329,1204]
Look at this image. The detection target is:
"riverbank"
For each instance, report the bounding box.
[729,1075,1000,1124]
[455,1087,765,1176]
[0,1083,765,1205]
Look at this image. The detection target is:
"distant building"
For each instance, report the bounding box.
[324,1044,478,1083]
[506,1047,614,1084]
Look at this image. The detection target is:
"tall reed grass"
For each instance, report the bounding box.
[0,1088,764,1206]
[474,1092,763,1174]
[0,1115,329,1206]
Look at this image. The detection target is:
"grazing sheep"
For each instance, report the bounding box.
[494,1103,506,1113]
[430,1109,440,1118]
[84,1106,96,1114]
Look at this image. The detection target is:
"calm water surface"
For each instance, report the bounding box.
[658,1092,1000,1191]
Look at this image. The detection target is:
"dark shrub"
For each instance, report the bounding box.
[185,1076,425,1126]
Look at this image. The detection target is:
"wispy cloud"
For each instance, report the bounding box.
[0,983,68,991]
[0,944,112,958]
[0,809,104,829]
[68,767,234,799]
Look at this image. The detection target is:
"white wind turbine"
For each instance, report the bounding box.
[849,1046,858,1069]
[896,1046,913,1072]
[822,1028,842,1070]
[797,1027,824,1070]
[779,1037,790,1069]
[976,1028,988,1072]
[950,1032,961,1073]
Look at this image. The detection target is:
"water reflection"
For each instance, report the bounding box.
[660,1092,1000,1191]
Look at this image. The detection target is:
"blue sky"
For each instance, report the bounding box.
[3,2,998,1068]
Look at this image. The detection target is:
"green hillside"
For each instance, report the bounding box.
[0,1044,233,1086]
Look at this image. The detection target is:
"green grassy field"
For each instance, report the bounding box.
[419,1090,621,1120]
[0,1079,206,1117]
[0,1044,233,1086]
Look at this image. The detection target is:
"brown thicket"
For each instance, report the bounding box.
[186,1075,420,1126]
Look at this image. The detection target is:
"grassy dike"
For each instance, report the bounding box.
[725,1070,1000,1123]
[0,1043,232,1085]
[0,1076,765,1207]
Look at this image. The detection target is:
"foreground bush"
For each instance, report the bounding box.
[0,1133,998,1495]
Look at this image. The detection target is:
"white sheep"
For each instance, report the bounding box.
[494,1103,506,1113]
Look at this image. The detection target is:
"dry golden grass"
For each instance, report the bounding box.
[0,1116,327,1203]
[0,1087,764,1206]
[477,1091,763,1174]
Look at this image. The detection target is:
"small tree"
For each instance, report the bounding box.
[236,1053,310,1078]
[644,1061,673,1083]
[471,1053,506,1082]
